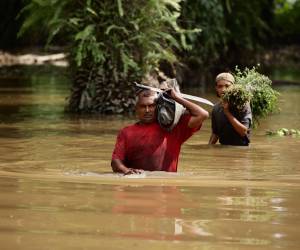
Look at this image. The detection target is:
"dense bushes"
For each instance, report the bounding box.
[273,0,300,44]
[13,0,300,114]
[19,0,195,113]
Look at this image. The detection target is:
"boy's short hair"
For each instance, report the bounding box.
[215,72,235,84]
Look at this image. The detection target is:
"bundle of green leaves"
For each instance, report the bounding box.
[221,67,279,126]
[222,84,252,115]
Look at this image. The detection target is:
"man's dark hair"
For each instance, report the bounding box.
[135,89,158,104]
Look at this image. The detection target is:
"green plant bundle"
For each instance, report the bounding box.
[221,67,279,125]
[222,84,252,115]
[235,67,279,123]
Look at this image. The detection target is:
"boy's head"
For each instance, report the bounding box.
[215,72,235,97]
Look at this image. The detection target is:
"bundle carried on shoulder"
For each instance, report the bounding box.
[222,67,279,126]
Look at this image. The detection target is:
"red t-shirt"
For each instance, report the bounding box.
[112,114,201,172]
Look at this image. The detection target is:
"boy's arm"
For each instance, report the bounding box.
[223,101,248,137]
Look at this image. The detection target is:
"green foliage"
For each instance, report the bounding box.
[274,0,300,44]
[222,67,279,126]
[223,0,273,50]
[180,0,227,67]
[180,0,274,69]
[14,0,300,79]
[235,67,280,123]
[19,0,195,77]
[19,0,200,113]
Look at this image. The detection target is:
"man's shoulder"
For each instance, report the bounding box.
[176,113,192,127]
[174,113,201,134]
[119,123,139,133]
[120,122,160,133]
[116,124,138,141]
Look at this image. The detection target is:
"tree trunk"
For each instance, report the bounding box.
[67,65,136,114]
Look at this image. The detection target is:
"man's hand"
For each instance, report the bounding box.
[111,159,144,175]
[124,168,144,175]
[166,88,181,101]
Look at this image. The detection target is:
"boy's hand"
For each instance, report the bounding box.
[222,101,229,112]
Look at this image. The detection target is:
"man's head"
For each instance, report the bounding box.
[215,72,235,97]
[135,90,157,124]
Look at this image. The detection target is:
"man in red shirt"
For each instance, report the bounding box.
[111,88,209,175]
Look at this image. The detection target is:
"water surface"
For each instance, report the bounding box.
[0,67,299,249]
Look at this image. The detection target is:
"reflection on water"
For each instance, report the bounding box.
[0,67,300,249]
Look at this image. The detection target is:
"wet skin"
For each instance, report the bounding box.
[215,79,232,98]
[136,95,157,124]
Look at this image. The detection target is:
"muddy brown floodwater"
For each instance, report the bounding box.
[0,68,299,249]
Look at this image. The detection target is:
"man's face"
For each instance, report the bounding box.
[136,95,157,124]
[215,80,232,97]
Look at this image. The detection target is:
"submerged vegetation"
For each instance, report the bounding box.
[222,67,280,125]
[266,128,300,136]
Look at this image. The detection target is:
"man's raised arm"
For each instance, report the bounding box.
[169,89,209,128]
